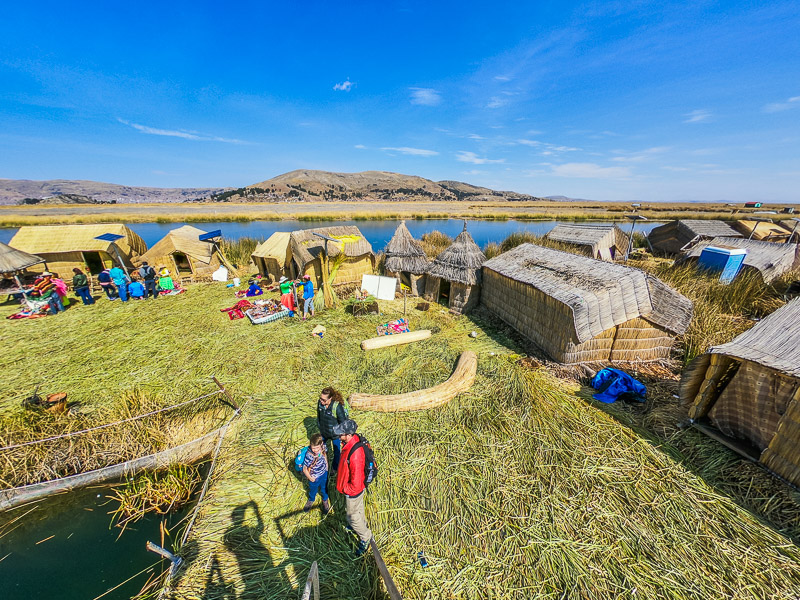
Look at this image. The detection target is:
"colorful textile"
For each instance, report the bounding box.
[52,278,69,298]
[246,307,290,324]
[280,292,296,312]
[33,278,55,299]
[376,318,409,336]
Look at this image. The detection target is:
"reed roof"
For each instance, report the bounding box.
[138,225,219,266]
[705,298,800,377]
[384,221,430,274]
[482,243,692,342]
[732,220,791,242]
[251,232,291,260]
[427,223,486,286]
[289,225,374,271]
[0,242,45,273]
[682,236,800,283]
[9,224,147,258]
[648,220,742,254]
[546,224,629,254]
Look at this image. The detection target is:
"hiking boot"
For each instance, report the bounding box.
[355,539,370,557]
[322,499,331,514]
[303,500,314,512]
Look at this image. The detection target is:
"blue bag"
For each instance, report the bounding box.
[590,368,647,404]
[294,446,309,471]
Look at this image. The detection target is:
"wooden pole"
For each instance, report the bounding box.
[321,253,333,308]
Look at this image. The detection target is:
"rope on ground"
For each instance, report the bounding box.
[0,390,223,451]
[370,539,403,600]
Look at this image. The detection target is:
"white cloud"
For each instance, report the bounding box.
[763,96,800,113]
[487,96,507,109]
[463,169,487,175]
[684,109,712,123]
[409,87,441,106]
[381,146,439,156]
[467,133,485,140]
[456,151,505,164]
[333,79,353,92]
[549,162,631,179]
[610,146,671,163]
[354,144,367,149]
[517,139,581,153]
[494,75,511,82]
[118,118,246,143]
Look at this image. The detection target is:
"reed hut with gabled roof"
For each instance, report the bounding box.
[732,220,791,243]
[0,242,45,274]
[481,243,692,364]
[681,298,800,487]
[545,224,630,261]
[424,222,486,314]
[251,232,292,282]
[680,237,800,283]
[8,224,147,276]
[647,220,742,255]
[135,225,232,279]
[384,220,430,296]
[288,225,375,287]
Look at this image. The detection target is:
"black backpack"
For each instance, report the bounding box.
[348,435,378,489]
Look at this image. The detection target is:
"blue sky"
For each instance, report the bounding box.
[1,1,798,201]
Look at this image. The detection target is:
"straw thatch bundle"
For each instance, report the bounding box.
[648,220,742,255]
[0,242,45,274]
[732,220,791,242]
[481,243,692,364]
[681,298,800,486]
[289,225,374,286]
[679,236,800,283]
[9,224,147,276]
[427,222,486,286]
[251,232,292,282]
[384,221,429,275]
[545,224,629,261]
[136,226,231,279]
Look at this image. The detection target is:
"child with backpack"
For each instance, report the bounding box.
[298,433,331,514]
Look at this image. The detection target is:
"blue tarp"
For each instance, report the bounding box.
[590,368,647,404]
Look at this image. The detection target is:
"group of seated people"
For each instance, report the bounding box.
[238,273,315,319]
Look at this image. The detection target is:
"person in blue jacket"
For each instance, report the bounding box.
[301,274,315,320]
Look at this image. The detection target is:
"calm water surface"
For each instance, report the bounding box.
[0,218,664,249]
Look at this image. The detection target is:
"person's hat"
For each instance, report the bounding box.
[159,268,170,276]
[142,261,149,266]
[279,276,288,283]
[41,271,53,277]
[303,274,311,280]
[332,419,358,436]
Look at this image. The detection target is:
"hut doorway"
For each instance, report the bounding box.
[83,251,105,275]
[172,252,193,275]
[438,279,451,304]
[399,272,412,289]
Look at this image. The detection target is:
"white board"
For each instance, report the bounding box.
[361,274,397,301]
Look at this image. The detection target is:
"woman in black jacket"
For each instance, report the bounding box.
[72,268,95,305]
[317,386,349,471]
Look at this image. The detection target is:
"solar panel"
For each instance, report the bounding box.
[94,233,125,242]
[199,230,222,241]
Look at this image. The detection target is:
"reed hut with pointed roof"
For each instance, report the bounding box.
[647,220,742,255]
[681,298,800,487]
[732,220,791,242]
[288,225,375,287]
[680,237,800,283]
[384,221,430,296]
[251,232,292,282]
[546,224,630,261]
[9,224,147,276]
[135,225,232,279]
[424,223,486,314]
[481,243,692,364]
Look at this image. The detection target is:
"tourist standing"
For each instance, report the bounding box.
[301,274,315,320]
[97,268,117,300]
[301,433,331,513]
[72,268,94,305]
[109,264,129,302]
[334,419,373,556]
[138,261,157,299]
[317,387,349,471]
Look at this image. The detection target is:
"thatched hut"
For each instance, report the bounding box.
[545,224,630,261]
[135,226,232,279]
[424,223,486,314]
[251,232,292,282]
[0,242,45,274]
[9,224,147,276]
[680,237,800,283]
[288,226,375,287]
[732,220,791,242]
[384,221,430,296]
[481,244,692,364]
[647,220,742,255]
[681,298,800,487]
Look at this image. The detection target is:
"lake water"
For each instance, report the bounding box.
[0,484,191,600]
[0,218,664,250]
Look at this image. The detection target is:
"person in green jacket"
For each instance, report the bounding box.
[72,268,94,305]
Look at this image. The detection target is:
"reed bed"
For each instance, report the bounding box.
[419,230,453,258]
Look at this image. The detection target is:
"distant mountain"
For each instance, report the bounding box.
[0,179,229,205]
[205,169,542,202]
[19,193,100,205]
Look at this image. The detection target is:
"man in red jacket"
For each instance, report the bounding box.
[334,419,373,556]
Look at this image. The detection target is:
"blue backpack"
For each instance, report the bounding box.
[294,446,309,472]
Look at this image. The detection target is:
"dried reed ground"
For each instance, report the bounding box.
[1,282,799,598]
